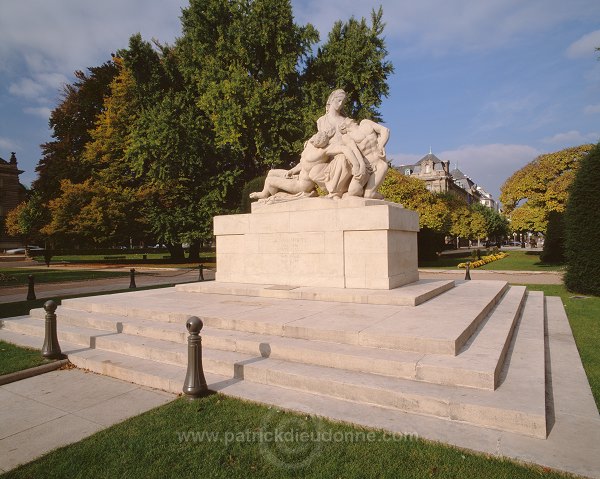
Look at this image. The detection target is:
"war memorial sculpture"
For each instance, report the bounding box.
[208,89,421,290]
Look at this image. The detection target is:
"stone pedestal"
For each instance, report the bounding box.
[214,197,419,290]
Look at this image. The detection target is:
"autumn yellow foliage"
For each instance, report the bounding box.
[500,144,594,232]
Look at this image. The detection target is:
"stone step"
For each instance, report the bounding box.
[58,281,509,355]
[416,285,526,389]
[176,279,455,306]
[0,316,116,348]
[54,289,545,438]
[26,284,524,389]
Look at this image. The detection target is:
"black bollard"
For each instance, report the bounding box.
[129,268,137,289]
[198,264,205,282]
[183,316,208,399]
[27,274,36,300]
[41,300,62,359]
[465,261,472,280]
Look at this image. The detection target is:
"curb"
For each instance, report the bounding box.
[0,359,70,386]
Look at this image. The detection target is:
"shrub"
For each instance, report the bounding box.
[418,227,445,262]
[564,142,600,295]
[540,211,565,264]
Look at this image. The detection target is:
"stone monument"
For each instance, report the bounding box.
[215,89,419,290]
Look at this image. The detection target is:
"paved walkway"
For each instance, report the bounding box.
[0,369,175,472]
[419,269,564,285]
[0,266,215,304]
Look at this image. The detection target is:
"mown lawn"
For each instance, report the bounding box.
[420,250,565,272]
[2,395,575,479]
[0,268,129,288]
[0,340,51,375]
[30,251,215,265]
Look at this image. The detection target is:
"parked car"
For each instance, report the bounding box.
[5,246,44,254]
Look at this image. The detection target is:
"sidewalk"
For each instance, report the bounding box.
[0,369,175,472]
[0,267,215,304]
[418,269,564,285]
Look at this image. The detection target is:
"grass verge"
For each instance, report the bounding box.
[0,340,51,375]
[1,395,574,479]
[420,250,565,271]
[0,268,129,288]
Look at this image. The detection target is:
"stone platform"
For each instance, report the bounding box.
[1,281,599,477]
[215,197,419,289]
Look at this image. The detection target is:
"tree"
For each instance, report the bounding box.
[564,142,600,295]
[178,0,319,179]
[43,56,147,247]
[34,61,119,203]
[500,144,594,233]
[471,202,509,242]
[300,7,394,139]
[379,169,451,260]
[379,169,451,231]
[540,211,565,264]
[5,192,49,245]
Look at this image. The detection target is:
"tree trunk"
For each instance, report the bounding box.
[188,241,201,261]
[167,243,185,260]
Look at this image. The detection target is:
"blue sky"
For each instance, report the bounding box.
[1,0,599,202]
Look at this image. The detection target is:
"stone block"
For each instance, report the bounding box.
[214,198,419,290]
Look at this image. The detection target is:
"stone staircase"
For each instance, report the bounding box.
[0,279,548,439]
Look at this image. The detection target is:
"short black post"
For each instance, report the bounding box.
[129,268,137,289]
[183,316,208,399]
[465,261,472,280]
[198,264,205,282]
[42,300,62,359]
[27,274,36,300]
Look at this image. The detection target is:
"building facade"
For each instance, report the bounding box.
[397,152,498,210]
[0,152,27,249]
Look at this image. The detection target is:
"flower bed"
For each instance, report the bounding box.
[458,252,508,269]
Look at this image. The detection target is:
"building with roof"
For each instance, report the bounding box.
[0,152,27,249]
[396,150,498,210]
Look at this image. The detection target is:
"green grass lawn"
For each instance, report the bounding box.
[420,250,565,271]
[0,340,51,375]
[0,268,129,288]
[31,251,215,264]
[1,395,574,479]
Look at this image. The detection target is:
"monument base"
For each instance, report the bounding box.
[214,197,419,289]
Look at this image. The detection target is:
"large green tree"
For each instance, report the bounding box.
[564,142,600,294]
[177,0,318,178]
[500,144,594,233]
[34,62,119,203]
[31,1,395,252]
[300,7,394,139]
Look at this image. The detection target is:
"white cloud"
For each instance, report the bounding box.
[542,130,599,144]
[0,137,20,151]
[292,0,600,56]
[8,73,68,101]
[566,29,600,59]
[0,0,186,76]
[584,104,600,115]
[8,77,46,100]
[23,107,52,119]
[391,152,421,166]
